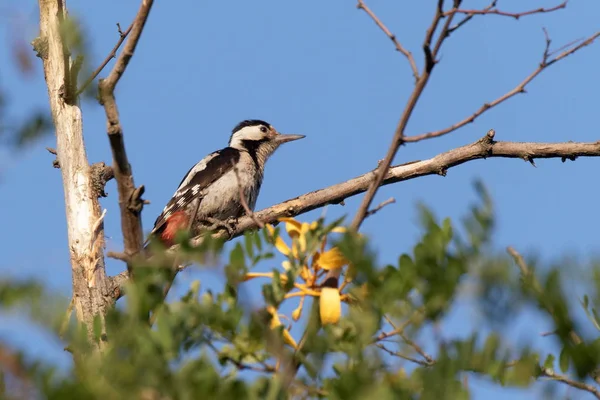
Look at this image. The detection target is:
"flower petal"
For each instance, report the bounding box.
[300,265,312,282]
[300,222,311,234]
[320,287,341,325]
[267,306,298,348]
[318,247,348,271]
[331,226,347,233]
[292,297,304,321]
[266,224,291,256]
[279,218,303,238]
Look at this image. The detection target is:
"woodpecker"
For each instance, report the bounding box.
[147,120,305,247]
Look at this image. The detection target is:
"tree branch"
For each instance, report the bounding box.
[356,0,419,81]
[217,130,600,241]
[350,0,461,234]
[405,30,600,143]
[76,22,133,96]
[540,367,600,399]
[447,2,568,19]
[98,0,154,272]
[112,131,600,296]
[448,0,497,34]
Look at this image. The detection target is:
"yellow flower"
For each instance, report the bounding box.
[266,224,293,256]
[266,306,298,349]
[279,218,313,253]
[320,287,341,325]
[292,296,305,321]
[317,247,348,271]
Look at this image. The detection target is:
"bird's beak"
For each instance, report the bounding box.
[274,133,306,144]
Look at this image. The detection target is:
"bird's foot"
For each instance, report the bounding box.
[202,217,238,239]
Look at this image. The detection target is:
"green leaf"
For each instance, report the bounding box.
[253,229,263,251]
[559,346,570,373]
[244,232,255,259]
[582,294,590,310]
[543,354,555,370]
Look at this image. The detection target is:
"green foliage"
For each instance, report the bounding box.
[2,182,600,399]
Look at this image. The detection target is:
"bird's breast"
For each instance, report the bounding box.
[196,164,262,221]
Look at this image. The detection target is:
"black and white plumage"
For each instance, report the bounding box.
[148,120,305,246]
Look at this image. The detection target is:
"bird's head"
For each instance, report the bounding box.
[229,119,305,166]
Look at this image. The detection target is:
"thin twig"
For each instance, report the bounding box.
[376,308,423,342]
[540,367,600,399]
[399,332,434,365]
[405,31,600,143]
[448,0,497,34]
[376,343,432,366]
[507,246,583,347]
[447,2,568,19]
[365,197,395,219]
[356,0,419,81]
[99,0,154,274]
[349,0,461,232]
[76,22,133,96]
[232,161,264,228]
[106,251,131,263]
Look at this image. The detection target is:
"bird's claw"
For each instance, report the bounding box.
[202,217,238,239]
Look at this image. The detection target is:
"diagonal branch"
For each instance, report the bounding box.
[350,0,461,233]
[356,0,419,81]
[99,0,154,271]
[448,0,497,34]
[447,2,568,19]
[540,368,600,399]
[77,22,133,96]
[405,30,600,143]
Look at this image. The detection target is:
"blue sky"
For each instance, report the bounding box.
[1,0,600,397]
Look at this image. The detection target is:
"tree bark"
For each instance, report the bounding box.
[35,0,113,351]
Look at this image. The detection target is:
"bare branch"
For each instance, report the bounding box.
[194,130,600,243]
[448,2,568,19]
[448,1,497,34]
[365,197,395,219]
[356,0,419,81]
[77,22,133,96]
[376,343,432,366]
[46,146,60,168]
[406,30,600,143]
[540,368,600,399]
[98,0,154,271]
[350,1,462,233]
[508,246,584,346]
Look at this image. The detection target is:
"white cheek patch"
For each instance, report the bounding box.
[230,126,267,147]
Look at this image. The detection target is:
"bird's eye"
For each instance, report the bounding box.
[260,126,268,133]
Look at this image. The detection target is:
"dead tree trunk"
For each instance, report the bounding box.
[35,0,114,352]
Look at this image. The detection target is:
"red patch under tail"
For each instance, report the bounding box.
[160,211,190,247]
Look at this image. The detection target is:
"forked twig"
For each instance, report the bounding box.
[356,0,419,81]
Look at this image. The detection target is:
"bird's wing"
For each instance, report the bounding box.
[150,147,241,235]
